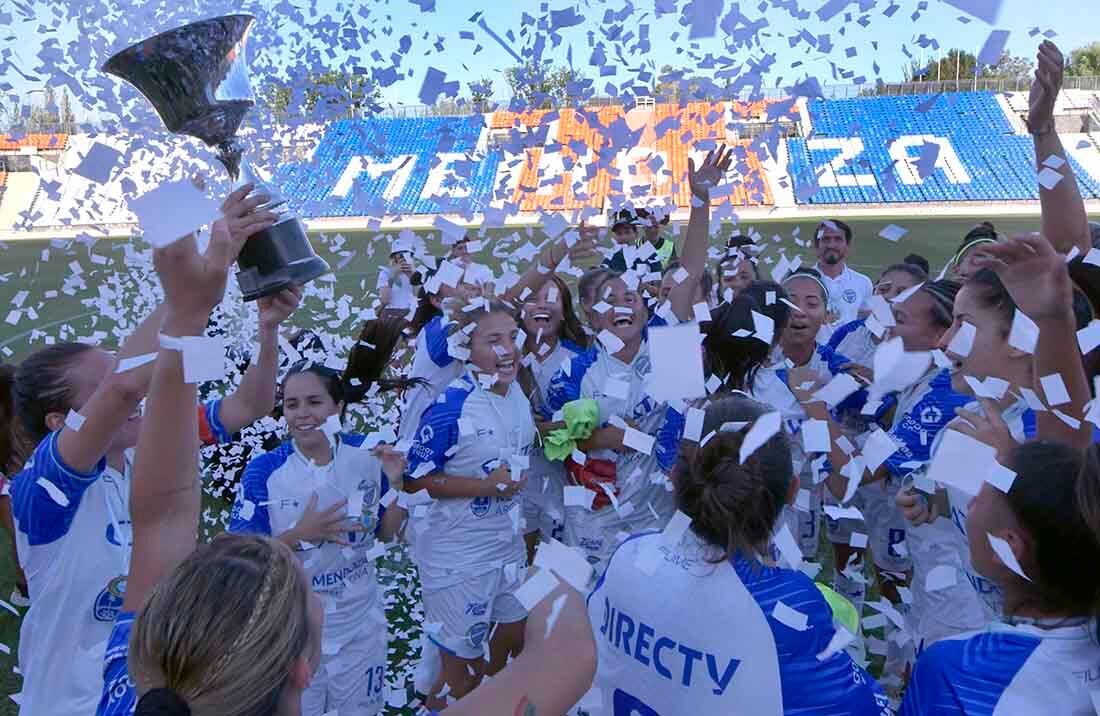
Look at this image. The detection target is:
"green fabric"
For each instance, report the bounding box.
[543,398,600,461]
[815,582,861,636]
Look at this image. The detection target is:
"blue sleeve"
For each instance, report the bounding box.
[423,315,454,368]
[646,313,668,329]
[11,431,106,546]
[199,398,232,446]
[735,561,890,714]
[96,611,136,716]
[900,633,1039,716]
[826,318,864,352]
[883,372,972,479]
[375,472,390,537]
[655,404,685,473]
[544,348,597,418]
[406,390,465,478]
[228,450,282,535]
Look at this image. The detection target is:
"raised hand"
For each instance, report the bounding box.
[950,398,1017,465]
[372,444,408,489]
[1028,41,1064,135]
[971,232,1072,321]
[258,285,302,329]
[221,183,281,244]
[568,222,602,261]
[153,218,247,317]
[688,144,735,201]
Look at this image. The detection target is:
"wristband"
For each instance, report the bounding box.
[158,333,188,351]
[157,334,227,384]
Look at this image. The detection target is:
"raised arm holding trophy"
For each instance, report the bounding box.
[103,14,330,301]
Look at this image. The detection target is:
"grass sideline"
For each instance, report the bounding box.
[0,213,1078,713]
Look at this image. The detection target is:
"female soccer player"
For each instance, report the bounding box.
[405,299,537,708]
[7,186,286,716]
[901,437,1100,714]
[518,275,587,556]
[100,218,597,716]
[828,261,928,368]
[587,394,890,714]
[228,362,407,716]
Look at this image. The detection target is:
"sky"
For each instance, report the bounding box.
[0,0,1096,125]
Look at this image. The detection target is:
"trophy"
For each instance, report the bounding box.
[103,14,330,301]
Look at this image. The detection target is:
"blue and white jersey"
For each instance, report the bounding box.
[399,314,463,442]
[587,531,890,715]
[544,344,680,569]
[880,368,972,485]
[11,431,124,716]
[97,611,135,716]
[523,339,584,538]
[827,318,878,369]
[941,398,1036,620]
[406,372,536,589]
[901,619,1100,715]
[229,433,389,650]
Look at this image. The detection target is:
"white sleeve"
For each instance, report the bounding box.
[376,266,391,290]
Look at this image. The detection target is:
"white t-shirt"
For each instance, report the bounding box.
[406,371,537,589]
[229,433,390,651]
[814,263,874,336]
[377,266,417,310]
[587,531,890,715]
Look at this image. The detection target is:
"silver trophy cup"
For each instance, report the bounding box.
[103,14,330,301]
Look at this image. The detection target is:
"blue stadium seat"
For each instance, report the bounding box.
[788,92,1100,205]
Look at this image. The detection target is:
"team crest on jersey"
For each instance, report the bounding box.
[466,621,490,649]
[920,405,943,425]
[844,288,858,304]
[356,480,377,512]
[94,575,127,622]
[470,496,491,517]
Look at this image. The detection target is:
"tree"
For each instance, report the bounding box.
[504,63,584,108]
[468,78,493,111]
[1068,42,1100,77]
[905,49,1031,83]
[261,70,382,120]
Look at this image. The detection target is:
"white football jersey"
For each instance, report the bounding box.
[406,371,537,590]
[399,315,463,442]
[587,531,891,715]
[902,620,1100,715]
[229,432,391,651]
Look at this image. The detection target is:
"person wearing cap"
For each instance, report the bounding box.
[812,219,873,339]
[378,239,419,319]
[603,206,678,278]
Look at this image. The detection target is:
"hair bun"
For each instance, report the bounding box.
[135,688,191,716]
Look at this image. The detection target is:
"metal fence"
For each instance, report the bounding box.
[369,76,1100,117]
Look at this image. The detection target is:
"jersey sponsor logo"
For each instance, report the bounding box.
[94,575,127,622]
[597,597,741,695]
[311,554,374,592]
[614,689,661,715]
[919,405,943,425]
[466,621,490,649]
[470,496,492,517]
[843,288,858,304]
[419,425,435,444]
[464,600,488,617]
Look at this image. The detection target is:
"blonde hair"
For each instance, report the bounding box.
[129,534,313,716]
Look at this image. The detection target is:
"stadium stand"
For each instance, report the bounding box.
[273,116,501,217]
[787,91,1100,204]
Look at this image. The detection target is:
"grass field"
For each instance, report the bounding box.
[0,213,1082,713]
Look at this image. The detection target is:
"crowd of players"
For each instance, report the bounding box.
[0,40,1098,716]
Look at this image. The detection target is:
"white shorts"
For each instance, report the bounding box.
[301,622,387,716]
[824,481,911,573]
[423,565,528,660]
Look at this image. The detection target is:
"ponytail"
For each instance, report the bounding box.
[674,395,793,561]
[342,318,426,402]
[408,286,442,337]
[701,281,789,394]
